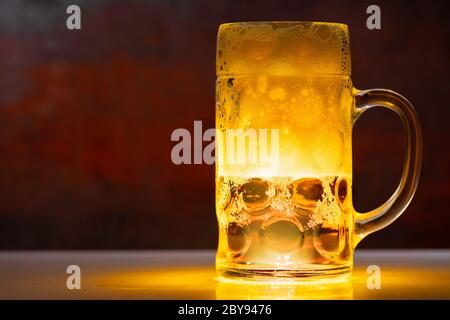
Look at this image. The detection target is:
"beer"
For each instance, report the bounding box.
[216,22,354,279]
[216,175,353,278]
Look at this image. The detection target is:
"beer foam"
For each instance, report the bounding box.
[217,21,351,76]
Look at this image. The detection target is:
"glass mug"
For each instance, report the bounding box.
[215,21,422,280]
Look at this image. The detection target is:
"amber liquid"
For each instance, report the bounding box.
[216,175,353,279]
[216,22,355,279]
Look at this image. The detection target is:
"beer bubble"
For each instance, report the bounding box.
[316,25,331,40]
[242,39,273,62]
[269,87,286,100]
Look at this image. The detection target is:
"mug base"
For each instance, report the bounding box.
[216,264,352,283]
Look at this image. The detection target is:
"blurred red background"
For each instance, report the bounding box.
[0,0,448,249]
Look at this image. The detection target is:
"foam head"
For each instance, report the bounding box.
[217,21,351,76]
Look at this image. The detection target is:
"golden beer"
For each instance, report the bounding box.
[215,22,422,280]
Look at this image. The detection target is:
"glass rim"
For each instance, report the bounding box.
[219,21,348,30]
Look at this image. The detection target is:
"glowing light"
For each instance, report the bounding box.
[91,265,450,300]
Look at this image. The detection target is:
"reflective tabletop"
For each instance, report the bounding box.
[0,250,448,299]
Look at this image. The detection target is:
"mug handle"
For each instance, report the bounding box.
[352,89,423,246]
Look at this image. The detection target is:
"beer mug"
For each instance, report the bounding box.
[215,21,422,280]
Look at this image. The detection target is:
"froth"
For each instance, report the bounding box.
[217,21,351,76]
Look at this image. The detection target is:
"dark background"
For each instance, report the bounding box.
[0,0,448,249]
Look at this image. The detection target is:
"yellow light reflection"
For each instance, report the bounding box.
[215,277,353,300]
[96,267,217,299]
[351,267,450,300]
[94,265,450,300]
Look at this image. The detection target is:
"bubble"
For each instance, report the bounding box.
[259,215,304,254]
[242,39,273,61]
[300,88,309,97]
[239,178,270,213]
[290,178,323,210]
[269,88,286,100]
[227,221,250,256]
[316,25,331,40]
[217,22,351,76]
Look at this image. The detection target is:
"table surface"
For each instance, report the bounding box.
[0,250,449,300]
